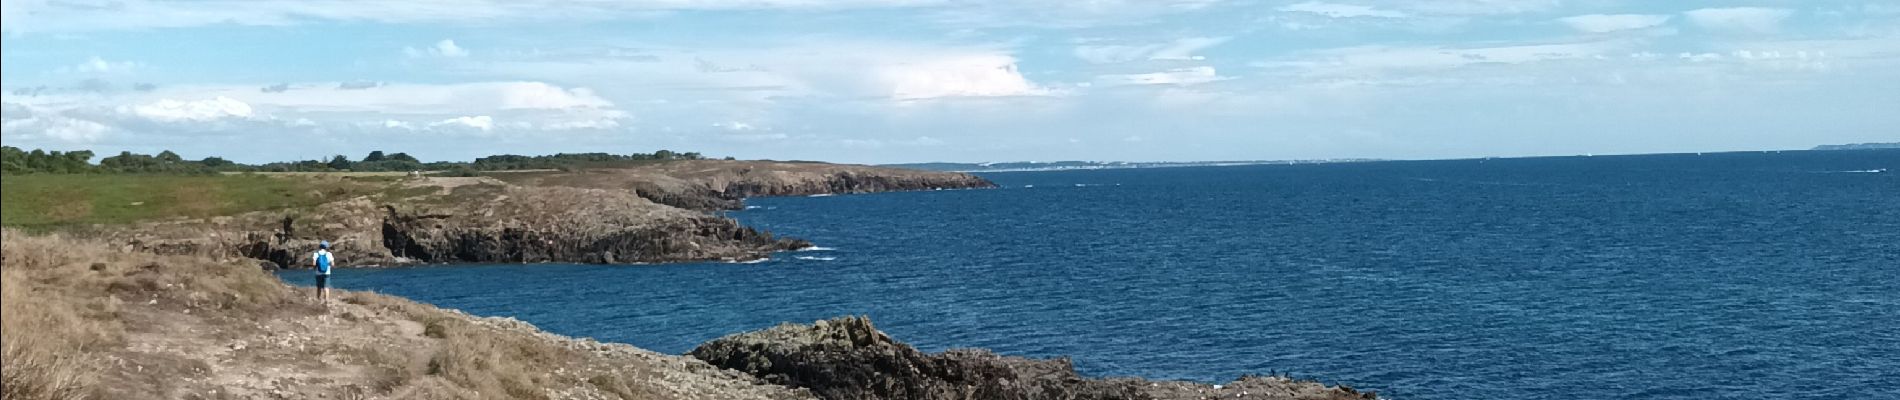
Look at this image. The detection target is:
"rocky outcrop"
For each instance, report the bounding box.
[713,169,995,199]
[88,196,400,268]
[80,161,987,268]
[504,160,998,211]
[83,160,991,268]
[92,182,810,268]
[689,317,1378,400]
[379,185,806,264]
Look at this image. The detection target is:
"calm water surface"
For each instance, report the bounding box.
[282,150,1900,400]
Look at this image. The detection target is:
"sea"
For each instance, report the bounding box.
[281,150,1900,400]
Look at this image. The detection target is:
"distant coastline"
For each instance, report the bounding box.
[883,159,1381,173]
[1812,142,1900,151]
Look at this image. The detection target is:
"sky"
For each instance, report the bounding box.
[2,0,1897,164]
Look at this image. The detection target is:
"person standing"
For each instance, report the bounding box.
[312,240,335,301]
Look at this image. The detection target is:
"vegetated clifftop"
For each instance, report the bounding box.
[690,316,1378,400]
[81,161,991,268]
[498,160,997,211]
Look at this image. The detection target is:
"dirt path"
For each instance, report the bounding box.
[99,292,429,400]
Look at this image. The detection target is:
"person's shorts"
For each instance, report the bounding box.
[316,274,330,290]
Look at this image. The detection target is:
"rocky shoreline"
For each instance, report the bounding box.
[3,228,1379,399]
[3,160,1384,400]
[79,160,994,269]
[691,316,1377,400]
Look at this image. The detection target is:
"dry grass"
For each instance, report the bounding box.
[0,227,594,399]
[2,271,100,400]
[2,233,120,400]
[2,230,797,400]
[340,291,587,400]
[1,231,289,399]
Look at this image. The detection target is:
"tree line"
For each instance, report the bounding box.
[0,146,711,175]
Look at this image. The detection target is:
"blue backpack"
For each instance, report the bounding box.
[316,252,333,274]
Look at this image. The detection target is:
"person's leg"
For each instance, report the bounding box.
[316,275,328,300]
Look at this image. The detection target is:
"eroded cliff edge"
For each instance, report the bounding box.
[80,161,995,268]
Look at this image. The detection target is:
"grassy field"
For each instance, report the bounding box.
[0,174,405,229]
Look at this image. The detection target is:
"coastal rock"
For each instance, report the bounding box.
[80,161,981,268]
[689,317,1377,400]
[507,160,998,211]
[379,185,807,264]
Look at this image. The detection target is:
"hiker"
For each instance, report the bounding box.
[312,240,335,300]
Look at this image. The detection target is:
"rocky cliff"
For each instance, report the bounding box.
[377,184,805,264]
[499,160,998,211]
[82,161,990,268]
[690,316,1378,400]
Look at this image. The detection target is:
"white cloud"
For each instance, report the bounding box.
[1396,0,1559,16]
[1075,37,1228,64]
[1075,44,1163,64]
[1096,66,1227,86]
[713,121,760,131]
[407,39,469,58]
[122,96,254,122]
[1,105,114,143]
[728,133,790,142]
[1685,7,1794,33]
[904,136,945,146]
[430,115,494,131]
[835,135,947,148]
[1149,37,1229,61]
[1267,40,1635,74]
[67,56,143,74]
[0,0,1225,34]
[0,80,630,143]
[478,42,1051,102]
[1559,14,1671,33]
[877,53,1050,100]
[229,81,613,113]
[932,0,1221,29]
[1278,2,1406,18]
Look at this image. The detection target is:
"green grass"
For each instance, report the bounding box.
[1,174,398,229]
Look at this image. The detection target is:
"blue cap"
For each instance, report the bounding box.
[319,240,330,249]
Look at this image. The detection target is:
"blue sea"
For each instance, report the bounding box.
[283,150,1900,400]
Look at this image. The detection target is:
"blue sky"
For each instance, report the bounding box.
[2,0,1897,164]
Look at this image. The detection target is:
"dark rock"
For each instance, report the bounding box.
[376,186,804,264]
[690,317,1377,400]
[632,182,744,211]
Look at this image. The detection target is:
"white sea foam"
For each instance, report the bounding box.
[745,205,763,210]
[807,193,835,197]
[1023,185,1035,188]
[1819,169,1888,174]
[795,256,837,261]
[731,258,771,264]
[797,246,837,252]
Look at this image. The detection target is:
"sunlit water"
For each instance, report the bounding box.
[282,150,1900,399]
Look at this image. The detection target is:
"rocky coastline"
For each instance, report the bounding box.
[79,160,993,268]
[3,160,1385,400]
[690,316,1377,400]
[2,231,1379,399]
